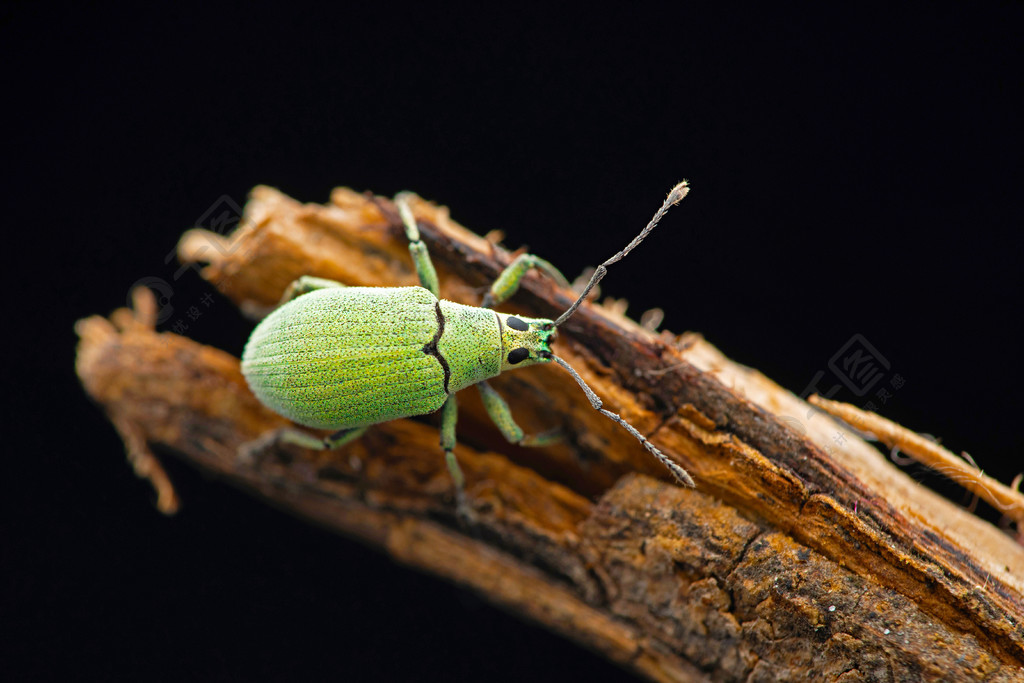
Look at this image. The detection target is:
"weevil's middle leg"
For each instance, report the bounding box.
[438,394,477,524]
[476,381,563,447]
[482,253,570,308]
[395,192,441,298]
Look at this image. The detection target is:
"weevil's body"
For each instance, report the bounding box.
[241,285,553,430]
[237,184,694,506]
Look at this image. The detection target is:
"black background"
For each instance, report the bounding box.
[5,4,1022,681]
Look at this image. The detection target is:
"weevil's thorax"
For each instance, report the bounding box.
[495,311,556,374]
[435,301,555,393]
[435,300,504,393]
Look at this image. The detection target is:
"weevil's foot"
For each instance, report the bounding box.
[519,428,564,448]
[453,489,479,529]
[237,431,280,468]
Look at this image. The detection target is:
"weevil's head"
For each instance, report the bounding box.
[498,313,557,372]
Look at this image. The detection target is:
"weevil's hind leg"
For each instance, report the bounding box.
[279,276,349,305]
[394,192,441,297]
[322,426,369,449]
[482,254,570,308]
[238,425,368,466]
[476,381,563,447]
[438,394,476,525]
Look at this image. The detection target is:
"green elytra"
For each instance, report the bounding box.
[241,182,694,510]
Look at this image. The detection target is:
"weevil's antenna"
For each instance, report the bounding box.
[552,355,695,487]
[554,181,690,327]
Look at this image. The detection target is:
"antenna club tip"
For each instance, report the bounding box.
[667,180,690,204]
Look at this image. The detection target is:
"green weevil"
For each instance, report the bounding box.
[240,182,694,511]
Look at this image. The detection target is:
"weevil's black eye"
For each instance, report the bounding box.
[507,347,530,364]
[506,316,529,332]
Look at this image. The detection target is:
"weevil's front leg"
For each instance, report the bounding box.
[394,192,441,298]
[238,425,368,465]
[482,253,570,308]
[279,275,348,305]
[476,381,563,446]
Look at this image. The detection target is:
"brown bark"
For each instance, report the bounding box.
[75,186,1024,681]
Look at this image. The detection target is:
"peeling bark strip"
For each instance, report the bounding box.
[807,394,1024,538]
[76,186,1024,680]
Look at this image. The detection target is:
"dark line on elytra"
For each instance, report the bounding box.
[423,301,451,393]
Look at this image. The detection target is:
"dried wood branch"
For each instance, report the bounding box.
[76,185,1024,681]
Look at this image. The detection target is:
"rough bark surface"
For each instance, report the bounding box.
[75,186,1024,682]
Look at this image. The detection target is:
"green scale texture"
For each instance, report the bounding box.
[241,286,508,431]
[242,287,449,430]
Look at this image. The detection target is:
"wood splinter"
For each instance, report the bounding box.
[809,394,1024,539]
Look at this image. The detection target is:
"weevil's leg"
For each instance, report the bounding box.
[394,192,441,298]
[322,426,370,449]
[238,426,368,465]
[438,394,476,523]
[439,394,464,491]
[481,254,571,308]
[279,276,349,305]
[476,381,563,447]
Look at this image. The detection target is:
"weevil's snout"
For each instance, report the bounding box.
[538,325,556,361]
[498,313,557,372]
